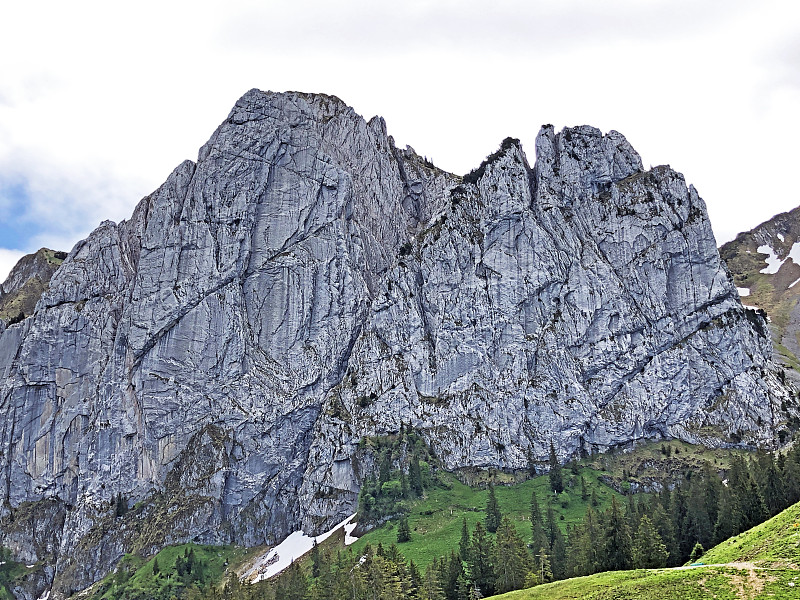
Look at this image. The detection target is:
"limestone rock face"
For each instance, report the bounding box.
[0,90,791,596]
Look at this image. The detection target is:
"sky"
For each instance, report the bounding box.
[1,0,799,282]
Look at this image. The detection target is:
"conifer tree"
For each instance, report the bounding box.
[444,551,465,600]
[580,475,588,501]
[152,557,160,576]
[468,521,495,597]
[713,485,742,545]
[285,561,309,600]
[550,527,567,580]
[689,542,705,563]
[311,539,321,578]
[485,483,501,534]
[422,563,447,600]
[603,496,632,571]
[764,455,786,516]
[530,491,548,553]
[493,516,531,593]
[398,517,412,543]
[548,442,563,494]
[535,546,552,585]
[459,517,470,561]
[632,515,669,568]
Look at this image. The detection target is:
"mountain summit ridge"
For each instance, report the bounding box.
[0,89,792,599]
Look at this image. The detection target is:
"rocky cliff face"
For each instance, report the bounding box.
[720,206,800,387]
[0,89,792,598]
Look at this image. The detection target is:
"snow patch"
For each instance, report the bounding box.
[778,233,785,242]
[244,514,358,583]
[759,245,785,274]
[344,519,359,545]
[789,242,800,266]
[791,278,800,290]
[737,287,751,297]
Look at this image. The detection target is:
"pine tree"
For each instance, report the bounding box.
[485,483,501,534]
[468,521,495,598]
[548,443,563,494]
[566,506,600,577]
[685,477,713,551]
[152,556,160,576]
[603,496,632,571]
[285,561,309,600]
[650,500,678,566]
[530,490,548,553]
[689,542,705,563]
[550,527,567,580]
[535,546,552,584]
[764,455,786,516]
[580,475,588,501]
[311,539,321,578]
[444,551,464,600]
[493,516,531,593]
[713,485,742,545]
[459,518,470,561]
[397,517,412,543]
[632,515,669,568]
[545,505,558,548]
[422,563,447,600]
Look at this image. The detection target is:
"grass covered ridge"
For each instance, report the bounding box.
[702,500,800,567]
[491,566,800,600]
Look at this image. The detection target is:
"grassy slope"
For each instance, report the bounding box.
[491,566,800,600]
[347,468,621,568]
[489,500,800,600]
[701,500,800,567]
[88,544,256,600]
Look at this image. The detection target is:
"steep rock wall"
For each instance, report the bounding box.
[0,90,791,597]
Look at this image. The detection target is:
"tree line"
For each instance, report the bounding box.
[114,441,800,599]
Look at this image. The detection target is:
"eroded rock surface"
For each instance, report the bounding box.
[0,90,791,597]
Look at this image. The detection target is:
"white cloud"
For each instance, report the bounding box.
[0,0,798,252]
[0,249,26,286]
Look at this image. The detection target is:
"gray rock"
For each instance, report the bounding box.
[0,90,792,597]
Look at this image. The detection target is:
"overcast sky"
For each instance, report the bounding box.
[1,0,799,281]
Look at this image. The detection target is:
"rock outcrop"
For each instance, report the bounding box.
[0,248,65,325]
[0,90,792,597]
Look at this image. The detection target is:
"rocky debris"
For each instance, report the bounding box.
[0,89,793,597]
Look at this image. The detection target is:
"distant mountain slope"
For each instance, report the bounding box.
[720,206,800,380]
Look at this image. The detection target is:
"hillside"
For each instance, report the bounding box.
[720,204,800,381]
[701,499,800,567]
[492,499,800,600]
[492,566,800,600]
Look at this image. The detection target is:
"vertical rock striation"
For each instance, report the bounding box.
[0,90,791,597]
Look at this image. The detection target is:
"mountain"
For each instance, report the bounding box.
[0,89,793,598]
[720,206,800,384]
